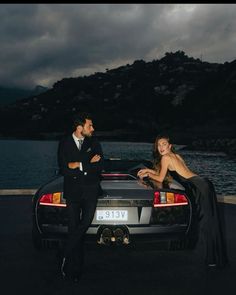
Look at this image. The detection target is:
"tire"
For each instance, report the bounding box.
[168,227,199,251]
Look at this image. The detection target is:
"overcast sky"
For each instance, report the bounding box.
[0,3,236,89]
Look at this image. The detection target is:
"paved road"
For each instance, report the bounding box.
[0,195,235,295]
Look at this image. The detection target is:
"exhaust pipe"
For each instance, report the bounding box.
[113,228,123,244]
[97,227,113,245]
[97,226,130,245]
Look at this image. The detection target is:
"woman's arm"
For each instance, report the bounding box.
[142,156,170,183]
[137,168,158,178]
[148,156,169,182]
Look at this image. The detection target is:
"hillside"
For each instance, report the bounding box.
[0,51,235,153]
[0,85,48,106]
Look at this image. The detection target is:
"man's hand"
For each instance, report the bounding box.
[68,162,80,169]
[90,154,101,163]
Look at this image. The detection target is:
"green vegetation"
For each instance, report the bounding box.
[0,51,235,154]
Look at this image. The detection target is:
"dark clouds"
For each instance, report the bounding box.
[0,4,236,88]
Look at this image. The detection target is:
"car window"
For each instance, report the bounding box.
[101,173,136,180]
[103,159,152,173]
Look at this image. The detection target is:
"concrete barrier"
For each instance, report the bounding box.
[0,189,235,205]
[0,189,37,195]
[216,195,236,205]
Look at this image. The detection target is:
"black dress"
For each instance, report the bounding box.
[169,170,228,268]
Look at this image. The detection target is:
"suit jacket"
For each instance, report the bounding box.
[57,134,104,201]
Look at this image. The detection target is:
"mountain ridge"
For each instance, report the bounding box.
[0,85,48,105]
[0,50,235,154]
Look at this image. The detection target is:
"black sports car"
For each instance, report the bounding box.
[32,159,198,250]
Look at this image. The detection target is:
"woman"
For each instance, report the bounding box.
[138,135,228,269]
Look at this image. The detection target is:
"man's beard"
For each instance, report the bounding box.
[82,130,93,137]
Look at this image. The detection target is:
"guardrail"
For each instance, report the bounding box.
[0,189,235,205]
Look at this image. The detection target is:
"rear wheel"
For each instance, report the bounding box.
[168,235,197,250]
[168,227,199,251]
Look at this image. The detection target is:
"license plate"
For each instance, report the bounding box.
[96,210,128,221]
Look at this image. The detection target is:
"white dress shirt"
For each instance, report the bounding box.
[72,133,84,171]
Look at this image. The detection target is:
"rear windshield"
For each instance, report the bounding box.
[101,173,136,180]
[103,159,152,176]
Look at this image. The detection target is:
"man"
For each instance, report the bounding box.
[58,112,104,282]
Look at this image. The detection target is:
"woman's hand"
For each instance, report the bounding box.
[137,169,149,179]
[90,154,101,163]
[68,162,80,169]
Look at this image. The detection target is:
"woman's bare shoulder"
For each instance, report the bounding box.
[161,154,172,162]
[175,153,184,161]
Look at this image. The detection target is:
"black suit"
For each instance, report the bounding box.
[58,134,104,276]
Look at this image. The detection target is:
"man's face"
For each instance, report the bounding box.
[81,119,94,137]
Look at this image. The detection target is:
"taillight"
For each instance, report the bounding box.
[39,192,66,207]
[153,191,188,207]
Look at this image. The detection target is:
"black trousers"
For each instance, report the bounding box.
[64,184,99,275]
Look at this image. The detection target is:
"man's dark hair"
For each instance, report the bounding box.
[72,112,93,131]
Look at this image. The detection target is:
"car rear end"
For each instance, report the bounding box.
[91,176,192,246]
[32,173,194,249]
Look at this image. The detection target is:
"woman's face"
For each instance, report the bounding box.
[157,138,172,156]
